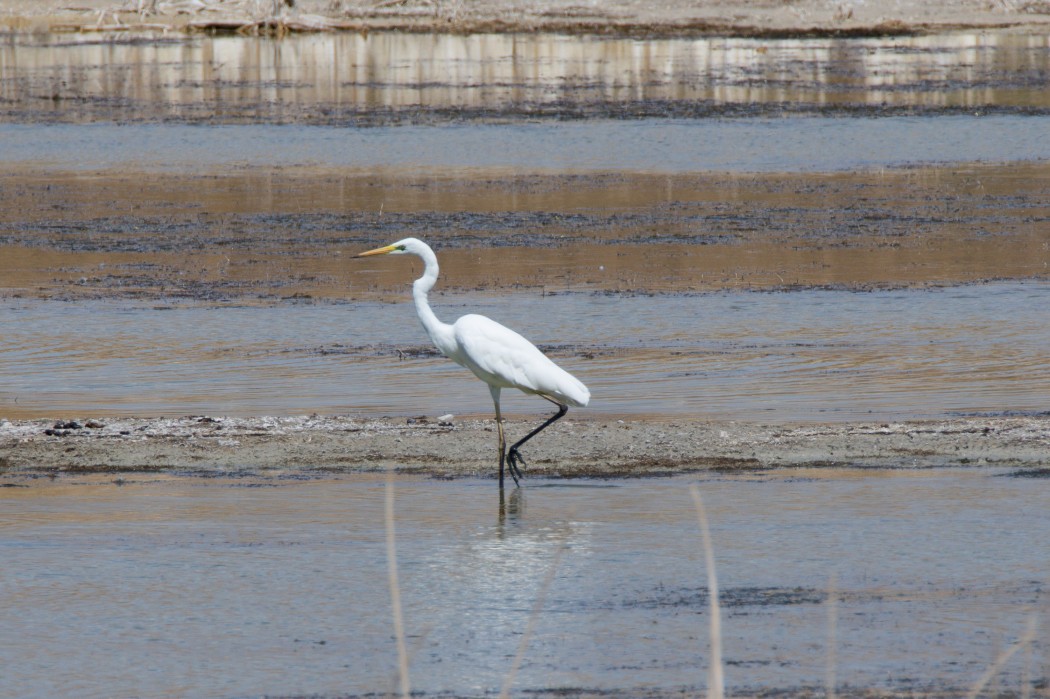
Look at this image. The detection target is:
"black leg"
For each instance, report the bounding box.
[507,400,568,483]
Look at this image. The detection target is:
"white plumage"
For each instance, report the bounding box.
[357,237,590,487]
[453,314,589,407]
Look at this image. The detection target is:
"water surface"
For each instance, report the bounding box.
[2,283,1046,421]
[4,29,1050,173]
[2,470,1046,697]
[4,116,1050,174]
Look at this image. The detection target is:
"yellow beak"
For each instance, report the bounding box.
[356,244,399,258]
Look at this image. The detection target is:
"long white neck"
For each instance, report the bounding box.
[411,245,456,353]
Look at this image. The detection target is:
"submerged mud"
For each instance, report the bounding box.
[2,164,1048,302]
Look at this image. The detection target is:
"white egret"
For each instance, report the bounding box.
[356,238,590,487]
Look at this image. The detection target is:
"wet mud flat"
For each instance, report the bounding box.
[2,414,1049,481]
[3,163,1049,302]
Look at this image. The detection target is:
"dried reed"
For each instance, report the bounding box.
[385,473,411,699]
[690,484,725,699]
[966,614,1039,699]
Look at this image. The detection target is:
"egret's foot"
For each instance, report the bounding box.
[507,448,527,485]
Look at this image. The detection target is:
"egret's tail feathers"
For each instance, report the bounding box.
[559,375,590,408]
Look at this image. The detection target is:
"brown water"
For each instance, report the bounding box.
[4,165,1049,283]
[2,470,1047,698]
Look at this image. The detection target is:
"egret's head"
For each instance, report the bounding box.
[356,237,425,258]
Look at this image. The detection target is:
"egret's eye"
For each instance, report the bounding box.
[397,245,407,251]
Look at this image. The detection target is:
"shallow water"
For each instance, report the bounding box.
[2,470,1047,698]
[5,115,1050,173]
[6,114,1050,173]
[2,283,1047,421]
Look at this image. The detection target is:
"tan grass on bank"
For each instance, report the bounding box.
[3,0,1050,36]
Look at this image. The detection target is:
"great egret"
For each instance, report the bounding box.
[356,238,590,487]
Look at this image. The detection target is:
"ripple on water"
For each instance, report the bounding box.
[1,471,1047,696]
[5,284,1047,421]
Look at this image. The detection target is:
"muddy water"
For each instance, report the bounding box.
[2,470,1048,697]
[2,283,1048,421]
[3,164,1048,296]
[2,158,1048,421]
[2,163,1049,421]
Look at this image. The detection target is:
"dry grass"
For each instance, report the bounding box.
[385,472,411,699]
[966,615,1040,699]
[826,572,839,699]
[690,484,725,699]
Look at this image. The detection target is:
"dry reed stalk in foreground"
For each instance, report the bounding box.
[826,573,839,699]
[385,473,411,699]
[966,614,1039,699]
[690,484,725,699]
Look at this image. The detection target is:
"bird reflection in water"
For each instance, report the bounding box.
[498,485,526,528]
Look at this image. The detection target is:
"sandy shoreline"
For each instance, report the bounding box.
[2,414,1048,482]
[3,0,1050,36]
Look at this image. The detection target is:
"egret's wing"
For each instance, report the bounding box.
[453,314,590,406]
[453,314,545,390]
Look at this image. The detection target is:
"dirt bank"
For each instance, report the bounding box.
[2,414,1047,482]
[3,0,1050,36]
